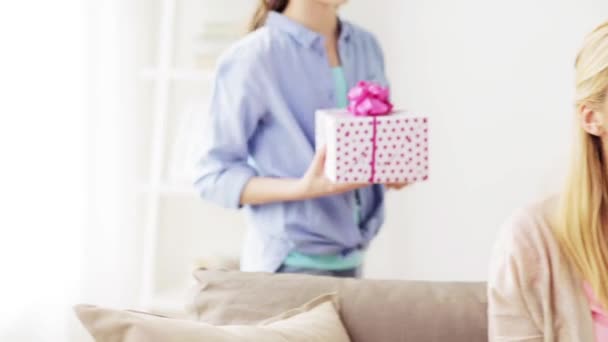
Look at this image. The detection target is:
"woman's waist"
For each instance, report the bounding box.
[245,225,367,257]
[246,217,381,255]
[283,250,364,270]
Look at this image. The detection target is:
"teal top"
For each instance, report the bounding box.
[283,66,364,271]
[332,66,349,108]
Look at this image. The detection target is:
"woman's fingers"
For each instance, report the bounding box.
[332,181,368,193]
[310,146,327,175]
[386,182,409,190]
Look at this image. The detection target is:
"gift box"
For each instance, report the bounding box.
[315,82,429,184]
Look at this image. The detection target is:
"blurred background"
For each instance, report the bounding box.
[1,0,607,341]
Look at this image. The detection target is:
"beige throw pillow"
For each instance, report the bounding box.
[75,293,350,342]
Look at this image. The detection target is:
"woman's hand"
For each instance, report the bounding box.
[295,147,368,200]
[239,147,410,206]
[385,182,409,190]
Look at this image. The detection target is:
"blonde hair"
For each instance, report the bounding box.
[556,20,608,309]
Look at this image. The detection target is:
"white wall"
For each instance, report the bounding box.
[0,1,88,341]
[130,1,608,296]
[342,0,608,281]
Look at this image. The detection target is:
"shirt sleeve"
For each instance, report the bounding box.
[487,210,544,341]
[194,52,266,209]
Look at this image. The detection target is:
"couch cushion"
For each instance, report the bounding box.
[75,293,351,342]
[188,269,487,342]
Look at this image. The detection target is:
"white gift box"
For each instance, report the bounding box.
[315,109,429,184]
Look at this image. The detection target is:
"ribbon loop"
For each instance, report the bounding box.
[346,81,393,182]
[347,81,393,117]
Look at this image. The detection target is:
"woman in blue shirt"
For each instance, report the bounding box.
[195,0,408,277]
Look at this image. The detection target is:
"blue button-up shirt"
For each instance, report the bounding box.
[195,11,387,272]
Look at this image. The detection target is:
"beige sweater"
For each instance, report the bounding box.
[488,197,595,341]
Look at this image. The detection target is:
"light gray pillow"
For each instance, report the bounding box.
[75,293,350,342]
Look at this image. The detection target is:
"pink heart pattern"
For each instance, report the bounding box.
[332,113,429,184]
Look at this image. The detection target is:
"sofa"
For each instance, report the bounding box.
[75,269,487,341]
[187,269,488,342]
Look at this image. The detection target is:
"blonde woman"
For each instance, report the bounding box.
[488,21,608,341]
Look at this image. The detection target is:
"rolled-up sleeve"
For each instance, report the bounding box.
[194,52,266,209]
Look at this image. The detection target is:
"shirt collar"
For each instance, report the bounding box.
[265,11,352,49]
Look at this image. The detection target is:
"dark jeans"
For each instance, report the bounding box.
[276,264,361,278]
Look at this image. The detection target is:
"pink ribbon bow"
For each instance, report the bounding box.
[346,81,394,183]
[347,81,393,116]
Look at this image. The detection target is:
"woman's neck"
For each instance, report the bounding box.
[283,1,339,39]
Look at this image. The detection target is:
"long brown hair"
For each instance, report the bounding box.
[249,0,289,32]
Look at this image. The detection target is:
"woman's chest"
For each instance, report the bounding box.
[265,47,385,141]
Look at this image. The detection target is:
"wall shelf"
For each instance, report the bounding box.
[136,0,251,314]
[138,182,198,196]
[139,67,215,82]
